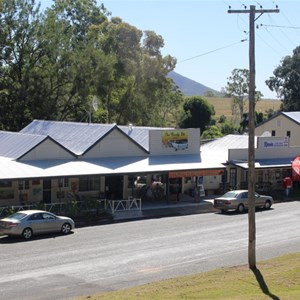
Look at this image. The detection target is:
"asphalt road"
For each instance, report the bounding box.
[0,201,300,300]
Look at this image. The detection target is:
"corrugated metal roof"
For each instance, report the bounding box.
[20,120,115,155]
[282,111,300,124]
[201,134,255,164]
[231,157,292,169]
[0,154,224,180]
[118,125,171,151]
[20,120,172,154]
[0,131,46,159]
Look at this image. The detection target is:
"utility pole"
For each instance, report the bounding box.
[228,5,279,270]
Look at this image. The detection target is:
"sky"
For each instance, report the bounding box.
[41,1,300,99]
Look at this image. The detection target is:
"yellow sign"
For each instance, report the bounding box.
[162,130,188,147]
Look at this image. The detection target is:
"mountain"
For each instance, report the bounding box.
[168,71,220,97]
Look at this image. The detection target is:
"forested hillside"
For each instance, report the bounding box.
[0,0,181,131]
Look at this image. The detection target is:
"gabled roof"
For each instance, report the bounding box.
[255,111,300,129]
[281,111,300,124]
[20,120,115,155]
[0,131,47,159]
[20,120,172,155]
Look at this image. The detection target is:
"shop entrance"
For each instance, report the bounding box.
[105,176,123,199]
[43,179,52,203]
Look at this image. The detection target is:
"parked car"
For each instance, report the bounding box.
[213,190,273,213]
[0,210,75,239]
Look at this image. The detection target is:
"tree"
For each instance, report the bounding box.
[225,68,263,121]
[0,0,178,130]
[201,125,222,139]
[0,0,43,130]
[266,46,300,111]
[179,96,215,132]
[226,69,249,120]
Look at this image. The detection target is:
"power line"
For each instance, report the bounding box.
[178,39,247,63]
[260,24,300,29]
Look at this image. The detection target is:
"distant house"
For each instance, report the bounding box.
[255,111,300,146]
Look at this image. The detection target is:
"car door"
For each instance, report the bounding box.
[27,213,45,234]
[254,192,264,207]
[41,212,59,232]
[240,192,249,208]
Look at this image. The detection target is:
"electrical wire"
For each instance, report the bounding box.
[260,24,300,30]
[178,39,247,63]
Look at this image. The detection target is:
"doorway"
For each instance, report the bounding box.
[43,179,52,204]
[105,176,123,199]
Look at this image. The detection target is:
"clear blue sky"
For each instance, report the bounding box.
[42,1,300,99]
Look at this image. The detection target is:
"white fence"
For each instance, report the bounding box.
[105,198,142,216]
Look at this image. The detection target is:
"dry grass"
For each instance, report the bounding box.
[204,97,281,121]
[79,252,300,300]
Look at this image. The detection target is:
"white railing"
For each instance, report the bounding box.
[105,198,142,216]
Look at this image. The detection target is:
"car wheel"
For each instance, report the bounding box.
[22,228,33,240]
[264,200,272,210]
[221,209,226,214]
[61,223,72,234]
[237,204,245,213]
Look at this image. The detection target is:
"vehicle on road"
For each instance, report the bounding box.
[0,210,75,239]
[213,190,273,213]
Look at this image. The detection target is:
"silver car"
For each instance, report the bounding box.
[213,190,274,213]
[0,210,75,239]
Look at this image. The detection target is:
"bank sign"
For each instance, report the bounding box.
[263,137,289,148]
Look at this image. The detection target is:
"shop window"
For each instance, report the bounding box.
[0,180,12,188]
[59,177,69,188]
[18,180,30,190]
[258,171,263,183]
[127,176,136,188]
[79,176,100,191]
[184,177,197,184]
[229,168,237,189]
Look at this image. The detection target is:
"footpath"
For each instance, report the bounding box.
[141,197,217,220]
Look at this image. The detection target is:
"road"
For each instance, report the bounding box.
[0,201,300,300]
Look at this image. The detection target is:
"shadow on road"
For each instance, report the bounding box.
[251,267,280,300]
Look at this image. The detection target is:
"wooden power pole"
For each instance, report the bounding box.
[228,5,279,269]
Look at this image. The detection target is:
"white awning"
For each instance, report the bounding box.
[230,158,292,169]
[0,155,225,180]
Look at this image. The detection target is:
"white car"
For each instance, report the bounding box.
[0,210,75,239]
[213,190,274,213]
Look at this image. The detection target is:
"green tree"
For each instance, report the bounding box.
[226,69,249,120]
[0,0,43,130]
[201,125,222,139]
[225,68,263,121]
[0,0,178,130]
[179,96,215,132]
[266,46,300,111]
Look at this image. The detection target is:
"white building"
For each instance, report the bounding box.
[0,120,224,206]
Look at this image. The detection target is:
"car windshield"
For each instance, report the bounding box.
[222,191,239,198]
[7,212,27,220]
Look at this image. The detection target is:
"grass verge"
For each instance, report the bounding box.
[80,252,300,300]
